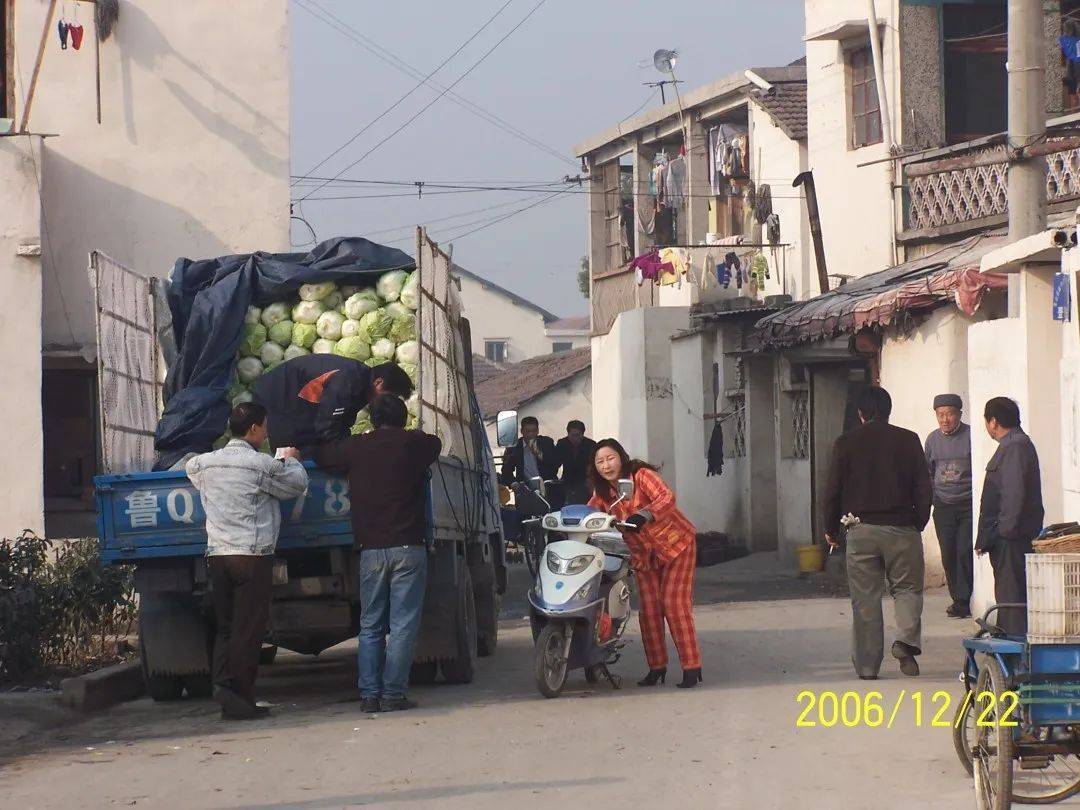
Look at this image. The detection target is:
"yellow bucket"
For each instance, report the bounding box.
[796,544,825,573]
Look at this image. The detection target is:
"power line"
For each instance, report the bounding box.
[296,0,554,203]
[363,195,551,237]
[292,0,573,169]
[292,0,519,187]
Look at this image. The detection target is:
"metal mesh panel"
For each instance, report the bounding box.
[592,267,647,336]
[90,252,161,473]
[416,230,474,464]
[792,391,809,460]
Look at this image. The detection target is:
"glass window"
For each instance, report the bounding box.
[551,342,573,354]
[849,47,882,149]
[485,340,507,364]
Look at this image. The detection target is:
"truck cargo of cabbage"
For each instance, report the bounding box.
[226,270,420,443]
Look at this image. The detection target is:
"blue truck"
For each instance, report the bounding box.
[91,239,506,700]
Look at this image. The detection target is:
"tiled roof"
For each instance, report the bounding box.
[751,82,807,141]
[546,315,590,331]
[471,354,504,384]
[475,347,591,419]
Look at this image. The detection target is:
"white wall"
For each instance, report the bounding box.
[748,104,814,301]
[544,332,590,353]
[483,371,593,454]
[777,458,812,559]
[14,0,291,353]
[1062,248,1080,520]
[458,274,551,363]
[0,137,45,536]
[805,0,900,281]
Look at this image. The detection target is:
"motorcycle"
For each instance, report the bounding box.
[528,478,635,698]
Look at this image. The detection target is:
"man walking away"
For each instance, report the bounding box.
[186,403,309,720]
[925,394,974,619]
[824,387,932,680]
[556,420,597,505]
[315,395,441,712]
[975,397,1044,635]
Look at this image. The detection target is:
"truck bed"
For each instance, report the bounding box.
[96,456,492,563]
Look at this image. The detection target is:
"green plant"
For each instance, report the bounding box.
[0,531,136,683]
[578,256,590,299]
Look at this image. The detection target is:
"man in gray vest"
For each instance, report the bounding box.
[925,394,974,619]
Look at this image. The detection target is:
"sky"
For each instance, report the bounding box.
[289,0,806,318]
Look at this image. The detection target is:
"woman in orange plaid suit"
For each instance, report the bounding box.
[588,438,702,689]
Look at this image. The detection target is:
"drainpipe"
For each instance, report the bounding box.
[793,171,830,294]
[865,0,900,267]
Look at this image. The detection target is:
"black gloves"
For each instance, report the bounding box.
[623,513,648,532]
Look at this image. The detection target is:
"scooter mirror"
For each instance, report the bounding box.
[616,478,634,499]
[496,410,519,447]
[529,476,546,497]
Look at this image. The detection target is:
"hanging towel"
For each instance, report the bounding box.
[707,420,724,477]
[766,212,781,245]
[754,184,773,225]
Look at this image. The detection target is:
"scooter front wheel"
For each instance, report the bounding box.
[535,624,569,698]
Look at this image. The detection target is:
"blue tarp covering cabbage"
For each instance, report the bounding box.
[154,237,414,470]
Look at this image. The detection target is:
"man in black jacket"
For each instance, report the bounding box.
[314,395,441,713]
[975,397,1044,635]
[555,420,597,505]
[824,386,932,680]
[253,355,412,449]
[499,416,559,487]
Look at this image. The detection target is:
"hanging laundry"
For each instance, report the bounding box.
[657,247,690,286]
[706,420,724,477]
[754,184,773,225]
[654,205,675,246]
[708,124,749,191]
[665,156,687,208]
[718,251,743,289]
[766,213,781,246]
[628,250,674,286]
[750,254,771,287]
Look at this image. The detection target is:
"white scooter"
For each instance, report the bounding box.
[527,478,635,698]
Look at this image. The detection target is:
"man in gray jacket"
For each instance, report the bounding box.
[975,397,1044,635]
[187,403,309,720]
[925,394,974,619]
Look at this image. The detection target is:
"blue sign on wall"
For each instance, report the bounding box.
[1054,273,1072,323]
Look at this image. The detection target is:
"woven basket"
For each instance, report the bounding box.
[1034,534,1080,554]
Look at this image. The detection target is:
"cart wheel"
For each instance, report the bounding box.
[1010,726,1080,804]
[974,657,1014,810]
[953,688,976,777]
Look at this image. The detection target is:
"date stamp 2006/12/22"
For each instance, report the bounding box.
[795,689,1018,729]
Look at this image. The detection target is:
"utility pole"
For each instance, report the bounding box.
[1007,0,1047,240]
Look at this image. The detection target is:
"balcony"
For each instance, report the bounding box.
[900,128,1080,241]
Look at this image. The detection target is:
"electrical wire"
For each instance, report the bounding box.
[362,195,551,237]
[292,0,519,187]
[296,0,554,203]
[293,0,574,168]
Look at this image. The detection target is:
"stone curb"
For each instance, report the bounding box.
[59,658,144,712]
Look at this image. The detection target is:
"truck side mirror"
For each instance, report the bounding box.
[496,410,518,447]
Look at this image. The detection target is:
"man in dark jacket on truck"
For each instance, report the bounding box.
[975,397,1044,635]
[253,354,413,449]
[315,395,441,713]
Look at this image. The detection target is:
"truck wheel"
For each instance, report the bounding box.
[440,565,477,684]
[259,644,279,666]
[409,661,438,685]
[183,673,213,699]
[475,579,499,658]
[140,649,184,702]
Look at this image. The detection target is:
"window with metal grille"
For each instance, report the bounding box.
[551,342,573,354]
[849,47,882,149]
[484,340,507,364]
[725,395,746,458]
[792,391,809,459]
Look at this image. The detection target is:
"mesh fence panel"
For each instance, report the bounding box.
[90,252,161,473]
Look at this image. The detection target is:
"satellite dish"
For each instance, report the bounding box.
[653,49,678,75]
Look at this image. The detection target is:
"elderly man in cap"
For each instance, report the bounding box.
[924,394,974,619]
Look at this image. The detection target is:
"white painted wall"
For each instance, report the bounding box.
[0,137,45,536]
[1061,247,1080,521]
[776,458,812,559]
[543,331,590,353]
[457,274,552,363]
[483,371,593,455]
[748,104,814,301]
[14,0,291,353]
[805,0,900,281]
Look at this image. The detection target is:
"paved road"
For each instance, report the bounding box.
[0,557,1040,809]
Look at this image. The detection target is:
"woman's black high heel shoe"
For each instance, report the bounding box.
[676,668,703,688]
[637,667,667,686]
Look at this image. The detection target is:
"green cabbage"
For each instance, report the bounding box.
[377,269,409,302]
[245,305,262,326]
[344,289,381,320]
[291,322,317,348]
[260,302,290,328]
[283,345,310,362]
[316,310,345,340]
[322,290,344,311]
[405,393,419,417]
[240,323,267,357]
[350,408,373,435]
[389,314,417,343]
[399,362,418,386]
[364,356,382,367]
[292,300,325,324]
[312,338,337,354]
[395,340,418,365]
[227,382,247,401]
[371,338,396,361]
[268,319,294,347]
[341,319,363,338]
[333,336,371,362]
[299,281,337,302]
[237,356,264,384]
[339,284,362,299]
[232,390,254,406]
[385,302,411,320]
[400,271,419,310]
[260,342,285,369]
[359,309,392,342]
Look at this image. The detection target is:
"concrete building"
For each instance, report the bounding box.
[454,264,560,364]
[544,316,590,354]
[0,1,290,537]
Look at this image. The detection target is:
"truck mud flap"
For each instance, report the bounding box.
[139,593,210,677]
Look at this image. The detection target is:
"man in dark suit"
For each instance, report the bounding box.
[499,416,559,487]
[556,420,597,505]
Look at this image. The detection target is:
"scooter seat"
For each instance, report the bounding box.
[602,554,630,581]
